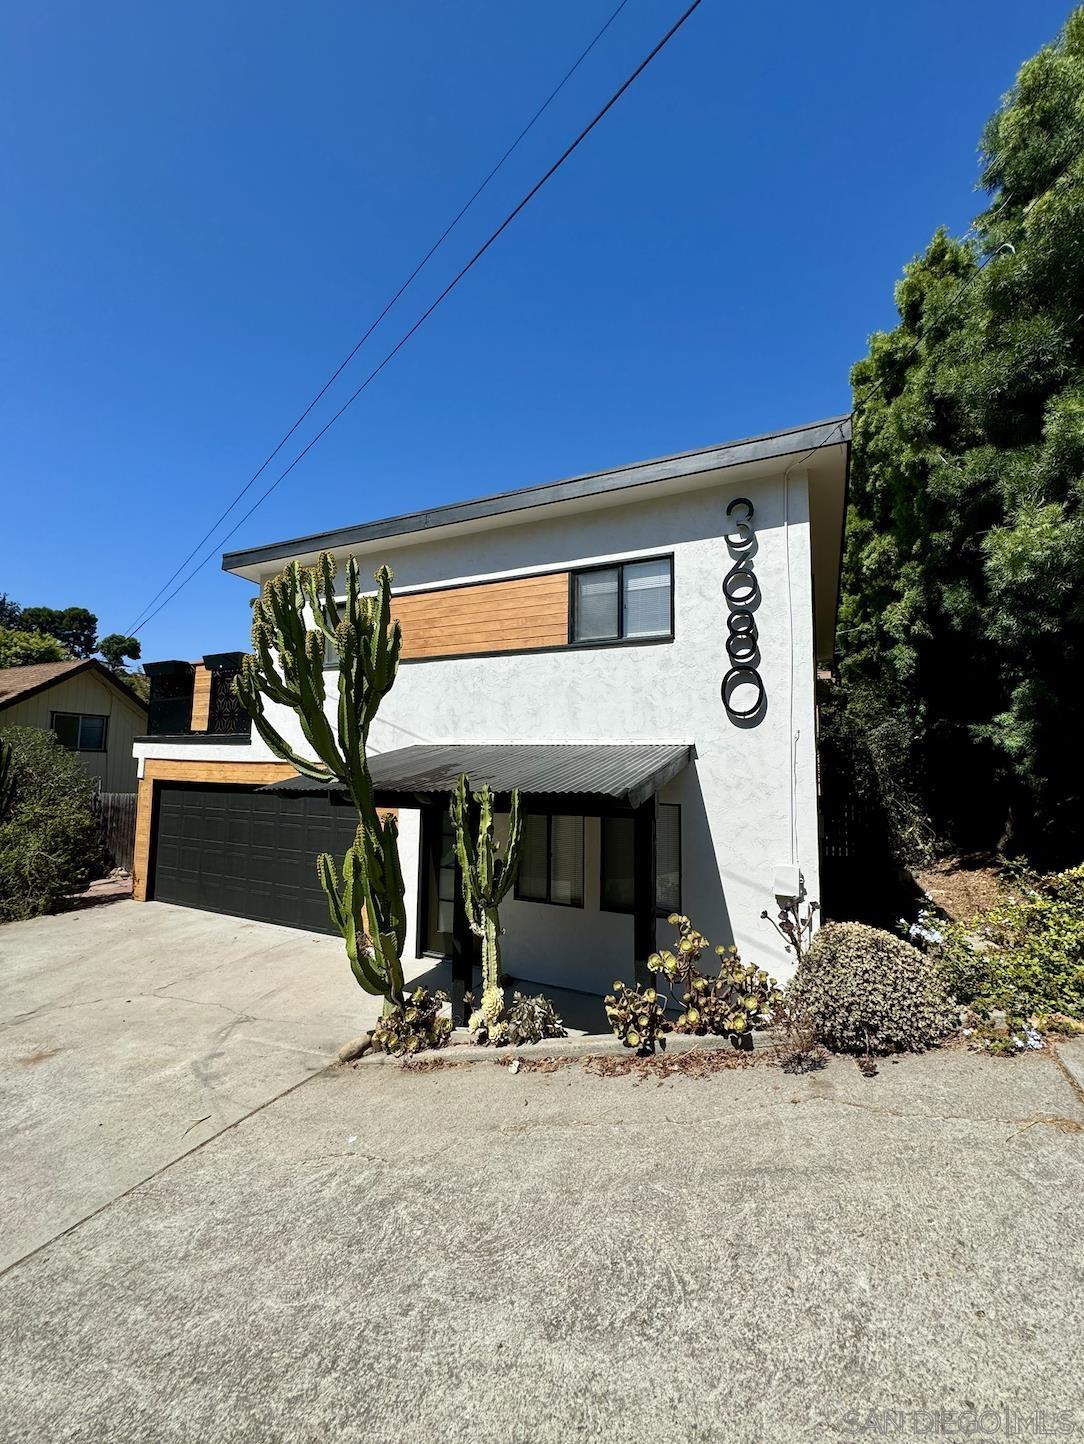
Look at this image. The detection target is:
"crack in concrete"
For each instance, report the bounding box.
[4,997,106,1027]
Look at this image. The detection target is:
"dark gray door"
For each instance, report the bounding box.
[152,784,358,933]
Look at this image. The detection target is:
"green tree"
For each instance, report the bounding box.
[17,605,98,657]
[838,8,1084,866]
[98,633,141,671]
[0,627,69,668]
[0,595,21,628]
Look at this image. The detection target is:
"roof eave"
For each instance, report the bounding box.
[221,415,851,579]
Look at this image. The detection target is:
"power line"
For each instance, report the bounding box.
[125,0,635,634]
[131,0,708,639]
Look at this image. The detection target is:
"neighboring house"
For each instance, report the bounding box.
[131,416,850,997]
[0,659,148,793]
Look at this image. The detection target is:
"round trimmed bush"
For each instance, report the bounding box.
[788,921,956,1055]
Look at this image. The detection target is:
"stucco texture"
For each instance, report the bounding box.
[227,471,821,992]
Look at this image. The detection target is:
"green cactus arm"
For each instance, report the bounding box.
[341,839,395,995]
[451,775,482,926]
[476,786,493,897]
[316,852,345,933]
[380,812,408,960]
[491,786,524,906]
[240,692,336,783]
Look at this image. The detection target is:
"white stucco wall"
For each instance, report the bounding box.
[242,469,820,987]
[135,466,821,988]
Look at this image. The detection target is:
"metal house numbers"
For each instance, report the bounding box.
[721,496,765,721]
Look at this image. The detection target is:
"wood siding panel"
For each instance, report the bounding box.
[395,572,568,660]
[190,666,212,732]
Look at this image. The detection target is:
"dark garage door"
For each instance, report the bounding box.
[152,784,359,933]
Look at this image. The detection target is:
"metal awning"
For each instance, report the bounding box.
[260,742,693,811]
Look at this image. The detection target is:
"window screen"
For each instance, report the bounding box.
[572,568,620,642]
[624,558,671,638]
[601,815,635,912]
[515,813,583,907]
[517,814,550,902]
[656,804,681,913]
[79,715,107,751]
[549,814,584,907]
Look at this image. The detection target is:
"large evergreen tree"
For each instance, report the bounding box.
[839,8,1084,866]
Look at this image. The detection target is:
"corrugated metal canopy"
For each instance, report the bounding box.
[261,742,692,810]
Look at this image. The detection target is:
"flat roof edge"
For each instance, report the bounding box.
[222,414,851,575]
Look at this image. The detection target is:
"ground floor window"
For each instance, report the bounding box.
[515,813,584,907]
[51,711,107,752]
[600,803,681,915]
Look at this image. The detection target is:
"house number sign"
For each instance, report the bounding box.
[721,496,765,720]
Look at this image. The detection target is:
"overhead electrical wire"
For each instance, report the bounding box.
[127,0,635,634]
[126,0,697,637]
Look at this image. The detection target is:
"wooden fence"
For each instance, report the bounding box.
[96,791,137,872]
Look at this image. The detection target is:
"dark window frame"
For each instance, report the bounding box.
[600,804,682,917]
[568,554,674,648]
[514,812,585,909]
[50,710,108,753]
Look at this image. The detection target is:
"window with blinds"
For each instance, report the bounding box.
[515,813,584,907]
[570,556,673,645]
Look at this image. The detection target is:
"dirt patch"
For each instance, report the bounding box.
[913,854,1003,921]
[15,1048,61,1067]
[509,1048,766,1084]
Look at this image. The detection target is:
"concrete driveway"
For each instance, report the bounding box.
[0,900,399,1267]
[1,901,1083,1442]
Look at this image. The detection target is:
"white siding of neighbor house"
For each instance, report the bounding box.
[150,468,820,990]
[2,672,145,792]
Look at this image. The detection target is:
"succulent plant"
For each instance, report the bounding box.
[649,914,783,1049]
[604,980,669,1054]
[470,991,568,1047]
[370,987,453,1056]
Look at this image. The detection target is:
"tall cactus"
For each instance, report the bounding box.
[450,774,523,1026]
[0,737,14,822]
[234,553,407,1009]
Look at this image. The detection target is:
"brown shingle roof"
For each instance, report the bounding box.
[0,659,87,705]
[0,658,147,712]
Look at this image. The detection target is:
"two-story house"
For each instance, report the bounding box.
[131,416,849,1004]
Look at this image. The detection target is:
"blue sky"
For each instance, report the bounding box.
[0,0,1072,660]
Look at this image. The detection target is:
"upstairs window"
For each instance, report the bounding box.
[51,712,108,752]
[515,813,584,907]
[570,557,672,644]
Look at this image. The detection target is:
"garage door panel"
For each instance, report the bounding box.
[152,785,355,933]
